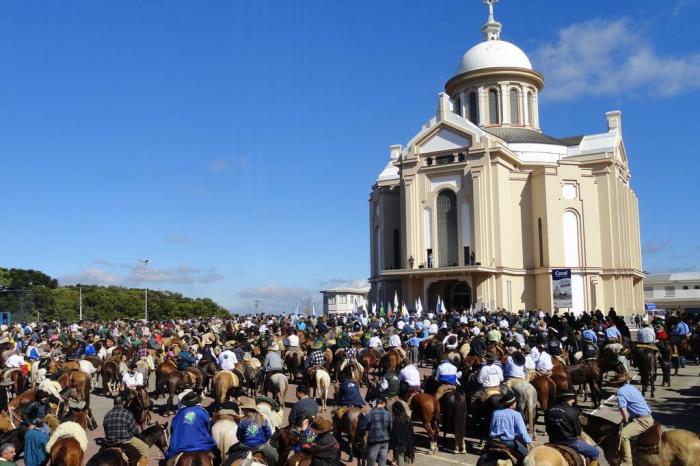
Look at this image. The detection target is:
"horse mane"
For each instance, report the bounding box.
[45,421,88,453]
[44,414,59,434]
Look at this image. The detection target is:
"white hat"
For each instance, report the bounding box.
[471,327,480,336]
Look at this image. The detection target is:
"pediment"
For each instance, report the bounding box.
[418,128,472,154]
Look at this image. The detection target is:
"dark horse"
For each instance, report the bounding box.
[284,351,304,383]
[88,423,169,466]
[565,360,603,407]
[424,378,467,454]
[634,346,657,398]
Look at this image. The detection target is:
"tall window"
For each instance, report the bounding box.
[393,228,401,269]
[510,89,520,124]
[437,190,458,267]
[538,218,544,267]
[488,89,500,124]
[527,91,535,126]
[454,95,462,116]
[468,92,478,124]
[563,210,580,267]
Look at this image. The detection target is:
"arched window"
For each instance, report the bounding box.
[527,91,535,126]
[468,92,478,124]
[488,89,500,125]
[437,190,458,267]
[510,88,520,124]
[454,95,462,116]
[563,210,580,267]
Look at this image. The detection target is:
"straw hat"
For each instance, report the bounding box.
[309,416,333,434]
[238,398,260,413]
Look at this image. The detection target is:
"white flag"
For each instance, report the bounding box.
[441,298,447,315]
[393,291,400,311]
[436,295,442,314]
[312,304,316,316]
[401,302,409,317]
[416,297,423,317]
[372,303,377,316]
[352,298,359,316]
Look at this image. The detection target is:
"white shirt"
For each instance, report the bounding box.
[536,351,553,372]
[396,321,405,330]
[477,364,504,388]
[504,356,525,379]
[388,334,401,348]
[460,315,469,324]
[218,350,238,370]
[442,334,458,350]
[499,319,509,329]
[524,355,536,371]
[429,323,438,335]
[435,361,461,384]
[122,371,144,388]
[259,324,268,335]
[368,336,382,348]
[285,334,299,347]
[400,364,421,387]
[530,346,540,363]
[5,354,24,368]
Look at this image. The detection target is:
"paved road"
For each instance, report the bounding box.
[59,360,697,466]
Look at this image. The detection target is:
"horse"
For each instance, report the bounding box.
[1,368,27,397]
[580,412,700,466]
[409,393,440,454]
[307,367,331,412]
[101,358,122,397]
[379,348,405,375]
[633,346,658,398]
[530,375,556,413]
[265,373,288,408]
[57,369,92,408]
[124,387,152,429]
[358,348,381,385]
[507,380,538,441]
[211,370,241,408]
[154,359,178,397]
[89,423,169,466]
[197,358,218,394]
[439,390,468,454]
[174,451,213,466]
[420,337,444,368]
[333,406,367,464]
[234,360,260,398]
[565,360,603,408]
[161,370,201,416]
[0,412,14,434]
[47,421,88,466]
[61,406,98,431]
[284,351,304,383]
[211,411,239,461]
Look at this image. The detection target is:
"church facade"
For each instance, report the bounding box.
[369,4,644,315]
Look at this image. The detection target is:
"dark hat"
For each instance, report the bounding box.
[179,390,202,406]
[484,352,497,362]
[556,389,577,400]
[511,351,525,366]
[501,393,517,406]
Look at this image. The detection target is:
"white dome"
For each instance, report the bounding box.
[456,40,532,74]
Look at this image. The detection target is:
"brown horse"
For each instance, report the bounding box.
[124,387,152,429]
[101,358,122,397]
[333,407,367,464]
[61,406,98,431]
[530,375,557,412]
[161,370,200,416]
[211,370,241,407]
[155,359,178,397]
[49,437,84,466]
[285,452,312,466]
[57,370,92,408]
[633,347,657,398]
[0,368,27,398]
[175,451,213,466]
[565,360,603,407]
[284,351,304,383]
[87,423,169,466]
[379,348,404,374]
[409,393,441,454]
[580,412,700,466]
[358,348,381,385]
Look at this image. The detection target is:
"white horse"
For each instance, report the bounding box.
[266,373,288,409]
[313,368,331,412]
[211,413,238,458]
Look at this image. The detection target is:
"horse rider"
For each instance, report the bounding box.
[217,343,238,370]
[434,356,461,400]
[367,330,383,356]
[488,393,532,459]
[165,390,217,466]
[399,358,421,398]
[545,389,600,466]
[19,390,53,428]
[136,342,154,371]
[333,365,367,426]
[287,384,319,431]
[103,396,150,466]
[503,350,526,389]
[443,334,460,363]
[616,378,654,466]
[299,417,340,465]
[535,344,553,376]
[284,330,303,358]
[122,361,144,393]
[581,330,600,361]
[305,342,326,371]
[471,352,503,405]
[227,398,278,465]
[176,345,197,371]
[261,343,284,391]
[605,320,622,343]
[547,329,565,365]
[375,367,400,406]
[670,318,691,369]
[469,327,488,357]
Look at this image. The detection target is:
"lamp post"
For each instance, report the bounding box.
[79,285,83,321]
[138,259,151,321]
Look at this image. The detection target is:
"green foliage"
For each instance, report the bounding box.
[0,267,229,322]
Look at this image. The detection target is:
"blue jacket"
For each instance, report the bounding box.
[237,417,272,447]
[177,351,197,370]
[165,405,216,458]
[24,428,49,466]
[84,344,96,356]
[338,379,366,407]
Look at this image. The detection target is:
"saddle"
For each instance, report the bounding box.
[545,443,586,466]
[182,370,197,386]
[636,344,659,353]
[434,383,456,401]
[634,422,662,455]
[97,440,142,466]
[482,440,521,464]
[226,444,268,465]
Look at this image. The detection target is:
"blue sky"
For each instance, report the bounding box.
[1,0,699,312]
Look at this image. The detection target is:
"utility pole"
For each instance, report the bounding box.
[139,259,151,321]
[79,286,83,321]
[254,300,261,314]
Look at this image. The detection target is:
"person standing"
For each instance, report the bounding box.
[358,397,393,466]
[616,380,654,466]
[23,419,49,466]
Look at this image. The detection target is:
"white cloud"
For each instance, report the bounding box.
[643,240,668,254]
[535,19,700,100]
[60,264,224,287]
[235,285,320,314]
[319,278,370,289]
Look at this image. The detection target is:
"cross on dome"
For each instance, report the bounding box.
[482,0,502,41]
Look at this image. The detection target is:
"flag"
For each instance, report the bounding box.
[372,303,377,316]
[393,291,400,312]
[441,298,447,315]
[401,302,409,317]
[436,295,442,314]
[416,297,423,318]
[294,303,299,318]
[379,302,385,317]
[312,304,316,317]
[352,298,358,316]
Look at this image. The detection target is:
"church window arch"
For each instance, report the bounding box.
[563,209,581,267]
[527,91,535,126]
[510,88,520,124]
[468,91,478,124]
[454,95,462,116]
[488,88,500,125]
[436,190,458,267]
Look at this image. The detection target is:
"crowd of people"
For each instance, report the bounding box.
[0,305,696,466]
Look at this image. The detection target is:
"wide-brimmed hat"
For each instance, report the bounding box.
[238,398,260,413]
[511,351,525,366]
[309,416,333,434]
[311,341,324,350]
[177,389,202,406]
[484,352,497,362]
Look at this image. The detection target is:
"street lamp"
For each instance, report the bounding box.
[138,259,151,321]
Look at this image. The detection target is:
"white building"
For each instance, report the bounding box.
[644,272,700,314]
[368,1,643,316]
[321,287,370,315]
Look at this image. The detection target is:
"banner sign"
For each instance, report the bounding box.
[551,269,572,308]
[644,303,656,310]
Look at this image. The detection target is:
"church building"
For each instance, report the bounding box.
[369,2,644,315]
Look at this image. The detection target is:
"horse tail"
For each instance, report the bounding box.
[546,378,556,410]
[453,392,467,453]
[522,449,537,466]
